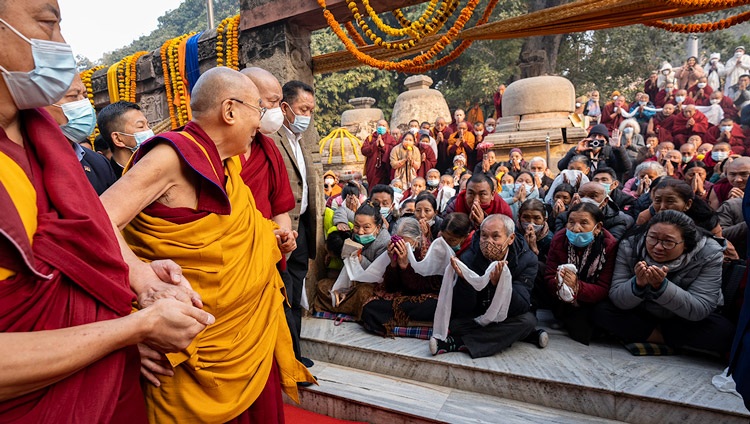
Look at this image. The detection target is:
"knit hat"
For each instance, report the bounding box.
[736,46,746,52]
[588,124,609,139]
[453,154,466,163]
[710,52,720,61]
[509,148,523,157]
[611,90,621,99]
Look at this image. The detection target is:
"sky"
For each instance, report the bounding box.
[59,0,185,62]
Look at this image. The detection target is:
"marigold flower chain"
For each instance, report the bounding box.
[79,65,106,143]
[345,21,367,46]
[216,15,240,70]
[661,0,748,6]
[160,39,178,128]
[357,0,440,37]
[319,0,496,72]
[645,9,750,33]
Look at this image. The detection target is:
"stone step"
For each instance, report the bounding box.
[300,313,750,424]
[293,360,625,423]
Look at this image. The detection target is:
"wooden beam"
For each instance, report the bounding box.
[240,0,429,32]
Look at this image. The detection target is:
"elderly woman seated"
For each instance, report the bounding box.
[360,216,472,336]
[593,210,735,356]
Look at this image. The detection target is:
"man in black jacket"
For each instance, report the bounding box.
[557,124,631,181]
[430,214,546,358]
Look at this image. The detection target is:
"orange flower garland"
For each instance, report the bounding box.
[79,65,106,144]
[215,15,241,70]
[345,21,367,46]
[358,0,440,38]
[347,0,460,50]
[645,9,750,33]
[319,0,495,72]
[662,0,748,6]
[164,33,196,127]
[160,39,178,128]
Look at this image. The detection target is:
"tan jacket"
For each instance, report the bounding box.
[272,127,320,260]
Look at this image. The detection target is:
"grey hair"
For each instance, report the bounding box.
[634,161,666,177]
[480,214,515,237]
[394,217,423,240]
[529,156,547,168]
[619,118,641,135]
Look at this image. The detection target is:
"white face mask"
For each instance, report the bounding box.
[486,125,495,133]
[710,98,721,105]
[697,83,707,89]
[259,106,284,135]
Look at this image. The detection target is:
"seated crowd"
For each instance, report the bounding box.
[314,54,750,358]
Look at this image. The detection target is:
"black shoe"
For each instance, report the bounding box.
[298,375,317,387]
[429,336,466,355]
[299,357,314,368]
[524,329,549,349]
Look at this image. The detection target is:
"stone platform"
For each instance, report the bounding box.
[294,311,749,423]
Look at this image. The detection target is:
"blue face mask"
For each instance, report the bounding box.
[392,186,403,195]
[380,207,391,219]
[57,99,97,143]
[502,183,514,193]
[285,103,311,134]
[720,125,733,133]
[451,244,461,252]
[354,232,377,245]
[599,182,611,196]
[376,126,387,135]
[566,229,595,247]
[0,18,77,110]
[121,129,154,152]
[712,151,729,162]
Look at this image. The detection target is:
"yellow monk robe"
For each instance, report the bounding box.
[122,129,314,423]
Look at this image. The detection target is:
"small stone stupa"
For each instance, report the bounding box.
[341,97,384,142]
[485,76,587,172]
[390,75,450,130]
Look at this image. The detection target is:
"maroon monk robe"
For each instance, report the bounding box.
[128,121,287,423]
[240,133,295,220]
[452,190,513,221]
[361,131,397,188]
[417,141,437,178]
[655,89,675,108]
[707,125,748,155]
[600,103,626,132]
[669,110,709,146]
[494,91,503,118]
[689,84,713,104]
[700,96,740,122]
[0,109,145,423]
[644,79,659,102]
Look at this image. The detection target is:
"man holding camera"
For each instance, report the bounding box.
[557,124,632,181]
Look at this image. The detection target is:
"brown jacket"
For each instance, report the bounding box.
[272,127,321,259]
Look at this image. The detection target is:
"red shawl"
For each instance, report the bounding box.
[0,109,144,423]
[452,190,513,220]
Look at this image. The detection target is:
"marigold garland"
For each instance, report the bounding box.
[661,0,748,6]
[347,0,460,50]
[320,0,496,72]
[358,0,440,38]
[79,65,106,144]
[645,9,750,33]
[160,39,178,128]
[215,14,241,70]
[392,0,458,36]
[345,21,367,46]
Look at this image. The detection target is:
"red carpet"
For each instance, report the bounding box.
[283,403,367,423]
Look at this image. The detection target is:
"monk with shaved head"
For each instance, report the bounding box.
[101,67,315,422]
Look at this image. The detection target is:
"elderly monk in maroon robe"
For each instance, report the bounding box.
[0,1,213,422]
[703,91,740,122]
[600,96,628,132]
[100,68,314,423]
[707,118,748,155]
[654,83,676,108]
[239,68,296,225]
[362,119,399,188]
[665,104,710,147]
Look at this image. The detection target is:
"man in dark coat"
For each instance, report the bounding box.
[557,124,631,181]
[430,214,545,358]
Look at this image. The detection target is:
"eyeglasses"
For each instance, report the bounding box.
[228,98,266,118]
[645,234,683,250]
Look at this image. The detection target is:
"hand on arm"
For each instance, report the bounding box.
[101,144,202,308]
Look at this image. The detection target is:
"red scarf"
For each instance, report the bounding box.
[0,109,144,423]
